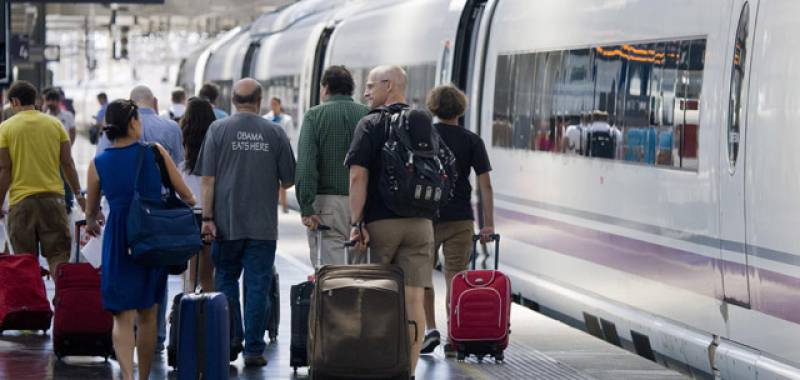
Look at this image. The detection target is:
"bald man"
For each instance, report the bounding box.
[95,85,184,166]
[195,78,295,367]
[344,65,431,377]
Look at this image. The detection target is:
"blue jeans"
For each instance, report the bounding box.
[212,239,276,357]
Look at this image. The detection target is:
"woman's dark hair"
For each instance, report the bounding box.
[181,98,216,173]
[321,65,355,96]
[104,99,139,141]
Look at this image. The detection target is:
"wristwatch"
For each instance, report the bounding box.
[202,217,214,222]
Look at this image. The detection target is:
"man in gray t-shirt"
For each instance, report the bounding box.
[195,78,295,366]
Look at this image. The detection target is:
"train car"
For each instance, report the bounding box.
[180,0,800,377]
[176,44,209,96]
[471,0,800,378]
[202,26,252,114]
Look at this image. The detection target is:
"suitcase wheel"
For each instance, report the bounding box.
[457,350,466,362]
[495,351,504,363]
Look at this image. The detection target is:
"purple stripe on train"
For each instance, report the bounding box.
[495,207,800,325]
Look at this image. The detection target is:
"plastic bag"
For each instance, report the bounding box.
[81,226,104,268]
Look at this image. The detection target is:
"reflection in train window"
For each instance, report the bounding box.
[260,74,301,125]
[492,38,706,171]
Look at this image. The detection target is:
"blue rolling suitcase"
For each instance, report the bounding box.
[177,292,230,380]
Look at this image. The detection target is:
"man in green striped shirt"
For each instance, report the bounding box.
[296,66,370,265]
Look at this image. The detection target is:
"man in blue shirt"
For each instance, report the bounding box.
[90,93,108,145]
[199,82,229,120]
[95,85,184,353]
[96,86,184,166]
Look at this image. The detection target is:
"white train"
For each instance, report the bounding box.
[178,1,800,378]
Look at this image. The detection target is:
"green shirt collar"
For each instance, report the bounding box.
[325,95,354,103]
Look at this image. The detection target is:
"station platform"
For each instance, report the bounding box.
[0,137,689,379]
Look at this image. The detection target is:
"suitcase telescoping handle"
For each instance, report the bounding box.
[343,239,371,264]
[315,224,332,267]
[74,220,87,264]
[471,234,500,270]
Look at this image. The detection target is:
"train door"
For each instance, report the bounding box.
[310,26,335,108]
[453,0,489,129]
[241,41,260,79]
[455,0,498,241]
[719,0,758,309]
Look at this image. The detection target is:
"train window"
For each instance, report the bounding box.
[262,74,301,125]
[491,37,706,171]
[492,55,514,147]
[728,3,749,170]
[405,63,437,109]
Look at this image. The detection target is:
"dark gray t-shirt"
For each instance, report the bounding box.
[195,112,296,241]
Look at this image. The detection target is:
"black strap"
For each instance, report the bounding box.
[74,220,86,264]
[149,144,177,198]
[196,297,206,378]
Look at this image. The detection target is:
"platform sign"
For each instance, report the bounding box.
[0,0,9,85]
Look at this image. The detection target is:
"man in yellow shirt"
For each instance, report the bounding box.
[0,81,85,271]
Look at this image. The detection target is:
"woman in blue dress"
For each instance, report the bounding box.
[84,99,196,380]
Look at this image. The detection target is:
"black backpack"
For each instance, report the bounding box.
[168,110,182,124]
[379,108,458,219]
[588,129,615,159]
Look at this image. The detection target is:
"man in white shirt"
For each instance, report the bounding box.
[562,112,590,155]
[263,97,294,132]
[263,97,294,213]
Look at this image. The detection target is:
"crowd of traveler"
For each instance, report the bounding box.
[0,63,495,379]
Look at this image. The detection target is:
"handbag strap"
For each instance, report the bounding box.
[133,144,146,197]
[149,144,178,199]
[133,143,178,199]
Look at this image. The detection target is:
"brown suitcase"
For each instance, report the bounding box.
[308,243,414,380]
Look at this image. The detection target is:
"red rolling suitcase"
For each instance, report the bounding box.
[52,220,114,360]
[449,234,510,362]
[0,253,53,333]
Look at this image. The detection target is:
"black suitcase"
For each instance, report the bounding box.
[289,225,331,373]
[290,280,314,372]
[167,292,183,368]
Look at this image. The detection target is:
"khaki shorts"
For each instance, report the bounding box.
[433,220,474,278]
[367,218,434,288]
[7,193,71,272]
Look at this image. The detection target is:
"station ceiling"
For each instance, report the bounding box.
[13,0,295,35]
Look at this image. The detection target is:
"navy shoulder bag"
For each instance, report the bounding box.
[127,144,201,267]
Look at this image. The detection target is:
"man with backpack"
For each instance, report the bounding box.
[587,110,616,159]
[161,88,186,123]
[345,65,456,378]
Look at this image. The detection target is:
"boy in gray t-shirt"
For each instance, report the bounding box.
[194,78,295,366]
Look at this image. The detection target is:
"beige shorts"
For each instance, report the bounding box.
[367,218,434,288]
[7,193,71,272]
[433,220,474,277]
